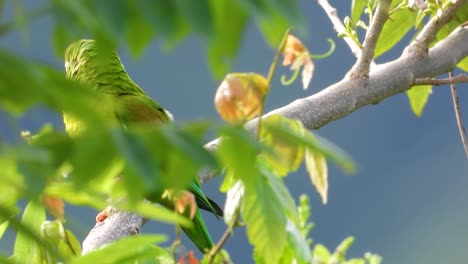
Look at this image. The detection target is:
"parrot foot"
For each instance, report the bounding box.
[96,210,108,223]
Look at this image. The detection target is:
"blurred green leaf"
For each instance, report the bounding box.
[224,180,244,224]
[13,201,46,263]
[261,115,304,177]
[457,56,468,72]
[208,0,248,78]
[0,221,8,239]
[375,8,415,58]
[175,0,213,39]
[331,236,355,262]
[217,125,263,184]
[263,115,355,173]
[280,219,312,263]
[305,149,328,204]
[71,235,166,264]
[406,85,432,117]
[312,243,331,263]
[351,0,366,25]
[242,163,297,263]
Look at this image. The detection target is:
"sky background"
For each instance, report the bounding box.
[1,1,468,263]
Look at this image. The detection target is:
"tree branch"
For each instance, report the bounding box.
[317,0,365,60]
[201,24,468,183]
[348,0,391,79]
[406,0,466,56]
[414,74,468,85]
[449,72,468,160]
[81,22,468,256]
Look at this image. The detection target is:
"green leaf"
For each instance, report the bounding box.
[457,54,468,72]
[0,221,8,239]
[224,180,244,224]
[305,149,328,204]
[257,10,290,48]
[208,0,248,78]
[125,12,154,57]
[242,164,297,263]
[175,0,214,39]
[351,0,366,25]
[71,235,166,264]
[263,115,355,173]
[312,243,331,263]
[121,200,192,227]
[374,8,416,58]
[217,125,263,183]
[406,85,432,117]
[13,201,46,263]
[331,236,355,262]
[280,220,312,263]
[261,115,305,177]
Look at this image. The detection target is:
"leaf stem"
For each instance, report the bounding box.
[257,27,292,139]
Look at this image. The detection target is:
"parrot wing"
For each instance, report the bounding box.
[113,93,171,127]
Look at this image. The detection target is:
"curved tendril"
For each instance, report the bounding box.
[310,38,336,59]
[280,66,300,86]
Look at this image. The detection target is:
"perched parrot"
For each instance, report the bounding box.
[63,39,223,253]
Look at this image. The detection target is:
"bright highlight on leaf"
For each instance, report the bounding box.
[407,85,432,117]
[282,34,314,90]
[214,73,269,123]
[305,149,328,204]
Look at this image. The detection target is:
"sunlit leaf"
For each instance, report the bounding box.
[456,54,468,72]
[71,235,166,264]
[263,115,355,173]
[224,180,244,224]
[0,221,8,239]
[351,0,366,25]
[260,115,304,176]
[374,8,416,58]
[13,201,46,263]
[242,173,287,264]
[406,85,432,117]
[312,243,331,263]
[305,149,328,204]
[279,220,312,263]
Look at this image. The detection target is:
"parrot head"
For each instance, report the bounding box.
[64,39,124,86]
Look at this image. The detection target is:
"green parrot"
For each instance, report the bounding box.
[63,39,223,253]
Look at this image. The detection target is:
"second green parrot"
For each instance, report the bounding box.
[63,39,223,253]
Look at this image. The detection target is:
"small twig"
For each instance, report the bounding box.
[348,0,391,79]
[207,209,240,264]
[414,74,468,86]
[257,27,291,138]
[449,72,468,160]
[317,0,365,61]
[408,0,465,55]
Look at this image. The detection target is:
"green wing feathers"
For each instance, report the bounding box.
[64,39,222,253]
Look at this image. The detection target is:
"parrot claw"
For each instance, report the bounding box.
[96,210,108,223]
[174,191,197,219]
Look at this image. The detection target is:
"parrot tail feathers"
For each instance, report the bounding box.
[182,210,214,253]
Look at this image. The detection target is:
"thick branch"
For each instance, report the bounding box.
[82,25,468,255]
[201,25,468,183]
